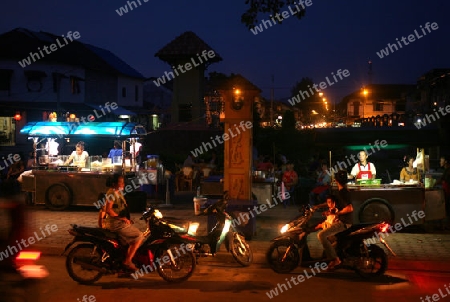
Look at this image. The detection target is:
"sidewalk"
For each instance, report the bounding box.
[27,192,450,272]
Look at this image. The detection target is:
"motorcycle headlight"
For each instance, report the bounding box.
[223,219,231,233]
[280,224,289,234]
[154,210,163,219]
[188,222,199,235]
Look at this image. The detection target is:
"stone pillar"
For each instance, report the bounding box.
[222,89,253,200]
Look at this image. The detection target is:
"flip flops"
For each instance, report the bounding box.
[326,259,341,271]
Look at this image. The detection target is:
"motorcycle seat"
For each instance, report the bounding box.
[74,226,119,240]
[336,223,378,237]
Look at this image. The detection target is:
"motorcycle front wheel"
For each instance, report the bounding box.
[266,240,300,273]
[230,233,253,266]
[156,244,196,283]
[65,243,103,284]
[354,245,388,278]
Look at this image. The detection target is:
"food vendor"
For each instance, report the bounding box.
[400,156,420,183]
[64,141,89,167]
[108,141,123,158]
[350,150,376,180]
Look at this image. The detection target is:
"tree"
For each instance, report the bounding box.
[241,0,307,29]
[290,77,327,123]
[281,110,295,131]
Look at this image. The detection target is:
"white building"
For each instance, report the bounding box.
[0,28,145,149]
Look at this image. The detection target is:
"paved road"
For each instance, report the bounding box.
[33,255,450,302]
[22,192,450,272]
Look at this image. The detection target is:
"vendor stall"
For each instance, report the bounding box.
[19,121,149,210]
[329,146,447,226]
[343,183,425,225]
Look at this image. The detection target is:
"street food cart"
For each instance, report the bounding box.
[19,121,148,211]
[343,183,424,225]
[326,145,446,226]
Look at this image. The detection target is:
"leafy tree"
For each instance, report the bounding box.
[241,0,307,29]
[281,110,295,131]
[291,77,315,110]
[290,77,327,123]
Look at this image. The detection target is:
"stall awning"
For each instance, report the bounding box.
[20,121,147,137]
[86,104,137,116]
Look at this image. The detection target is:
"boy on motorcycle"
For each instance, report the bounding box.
[313,170,353,270]
[314,195,338,231]
[104,174,144,271]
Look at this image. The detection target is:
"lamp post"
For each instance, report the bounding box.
[362,88,368,119]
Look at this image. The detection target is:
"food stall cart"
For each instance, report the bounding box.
[342,182,425,225]
[20,121,148,211]
[326,145,446,226]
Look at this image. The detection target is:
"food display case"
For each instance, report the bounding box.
[20,121,148,210]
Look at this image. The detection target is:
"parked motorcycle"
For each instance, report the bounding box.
[191,196,253,266]
[63,207,196,284]
[266,205,396,278]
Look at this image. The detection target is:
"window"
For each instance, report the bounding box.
[0,69,13,93]
[0,116,15,146]
[178,104,192,122]
[122,87,127,97]
[373,101,383,111]
[135,85,139,102]
[395,101,406,112]
[52,73,60,92]
[353,101,360,116]
[24,70,46,92]
[70,76,81,94]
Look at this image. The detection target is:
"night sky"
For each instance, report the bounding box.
[2,0,449,104]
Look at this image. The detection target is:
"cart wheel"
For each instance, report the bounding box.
[359,198,394,224]
[45,183,72,211]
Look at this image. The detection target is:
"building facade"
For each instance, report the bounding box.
[0,28,145,151]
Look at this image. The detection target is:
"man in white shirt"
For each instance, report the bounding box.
[350,150,376,180]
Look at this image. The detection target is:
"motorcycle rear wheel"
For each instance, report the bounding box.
[266,240,300,273]
[66,244,103,284]
[354,245,388,278]
[230,233,253,266]
[156,244,196,283]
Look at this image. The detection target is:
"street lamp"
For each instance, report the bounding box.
[362,88,368,119]
[232,88,244,110]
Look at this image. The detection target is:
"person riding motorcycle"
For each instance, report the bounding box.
[313,170,353,270]
[103,174,143,271]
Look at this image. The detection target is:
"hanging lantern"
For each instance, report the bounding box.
[14,112,21,121]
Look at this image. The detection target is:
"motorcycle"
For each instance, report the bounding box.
[63,207,196,284]
[0,199,48,302]
[191,195,253,266]
[266,205,396,278]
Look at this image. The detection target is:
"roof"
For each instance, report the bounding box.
[20,121,147,137]
[342,84,416,102]
[0,28,144,79]
[205,72,261,92]
[155,31,223,65]
[417,68,450,86]
[0,101,95,113]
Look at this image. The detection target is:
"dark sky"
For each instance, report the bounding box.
[2,0,449,104]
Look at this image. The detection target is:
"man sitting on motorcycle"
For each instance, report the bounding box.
[104,174,144,271]
[313,170,353,270]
